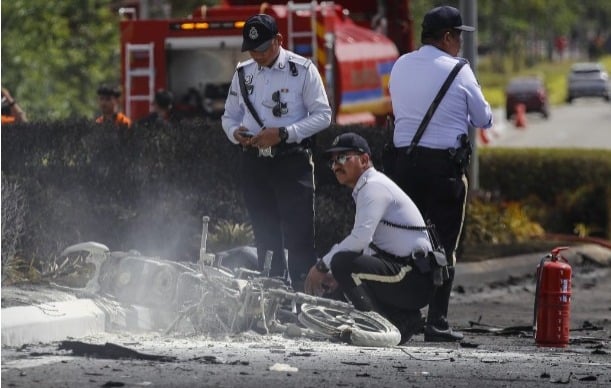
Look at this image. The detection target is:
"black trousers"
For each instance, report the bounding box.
[391,146,467,324]
[240,148,316,288]
[330,251,435,314]
[391,147,467,265]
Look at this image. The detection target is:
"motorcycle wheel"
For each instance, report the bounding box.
[298,303,401,347]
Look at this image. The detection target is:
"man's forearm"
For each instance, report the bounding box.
[10,103,27,123]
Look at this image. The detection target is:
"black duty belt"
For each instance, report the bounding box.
[242,141,311,159]
[369,242,449,285]
[369,242,413,265]
[396,146,450,158]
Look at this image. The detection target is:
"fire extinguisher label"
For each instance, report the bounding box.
[560,279,570,303]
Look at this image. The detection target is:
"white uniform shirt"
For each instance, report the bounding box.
[322,167,433,268]
[389,45,493,149]
[222,47,331,144]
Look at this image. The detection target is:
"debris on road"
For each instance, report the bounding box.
[58,341,176,362]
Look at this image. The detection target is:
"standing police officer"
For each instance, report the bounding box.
[388,6,493,341]
[222,14,331,291]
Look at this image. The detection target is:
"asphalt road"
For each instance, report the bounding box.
[489,99,611,149]
[2,246,610,387]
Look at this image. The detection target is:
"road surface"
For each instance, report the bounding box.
[2,246,610,387]
[488,99,610,149]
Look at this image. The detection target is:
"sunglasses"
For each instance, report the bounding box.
[272,90,288,117]
[328,153,359,169]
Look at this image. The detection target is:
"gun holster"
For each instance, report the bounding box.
[429,251,449,287]
[448,134,472,174]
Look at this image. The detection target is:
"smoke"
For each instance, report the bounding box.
[122,183,201,261]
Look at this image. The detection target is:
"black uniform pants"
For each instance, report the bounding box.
[391,146,467,266]
[391,146,467,324]
[330,251,435,314]
[240,148,316,288]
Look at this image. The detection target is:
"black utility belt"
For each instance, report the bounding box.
[242,143,310,158]
[369,243,449,286]
[398,145,471,171]
[396,146,452,158]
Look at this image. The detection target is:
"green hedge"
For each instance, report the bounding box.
[2,120,609,264]
[478,148,611,239]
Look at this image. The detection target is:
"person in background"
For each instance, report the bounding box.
[221,14,331,292]
[95,84,132,129]
[304,133,439,345]
[2,87,28,124]
[138,89,179,127]
[388,5,493,342]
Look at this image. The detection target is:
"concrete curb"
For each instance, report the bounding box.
[455,252,543,287]
[1,299,106,347]
[455,244,611,287]
[1,297,176,347]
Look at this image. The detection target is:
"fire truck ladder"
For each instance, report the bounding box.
[286,1,318,58]
[125,42,155,119]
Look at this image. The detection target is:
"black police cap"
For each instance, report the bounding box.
[241,14,278,52]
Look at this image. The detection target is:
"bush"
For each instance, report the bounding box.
[478,148,611,239]
[1,173,26,269]
[1,120,609,268]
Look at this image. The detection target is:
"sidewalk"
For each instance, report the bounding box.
[2,244,610,347]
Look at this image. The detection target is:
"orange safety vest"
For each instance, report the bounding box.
[96,112,132,128]
[1,115,16,125]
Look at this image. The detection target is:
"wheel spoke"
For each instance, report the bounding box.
[302,305,380,332]
[310,307,340,323]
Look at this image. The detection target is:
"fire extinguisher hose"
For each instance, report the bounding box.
[532,255,550,336]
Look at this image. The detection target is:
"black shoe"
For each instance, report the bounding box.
[423,323,464,342]
[389,310,424,345]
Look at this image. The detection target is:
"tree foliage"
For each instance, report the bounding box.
[1,0,610,121]
[1,0,120,121]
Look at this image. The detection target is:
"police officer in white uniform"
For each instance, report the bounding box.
[388,6,493,342]
[222,14,331,291]
[304,133,438,344]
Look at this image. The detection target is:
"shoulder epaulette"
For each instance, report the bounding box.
[287,55,311,68]
[236,58,255,70]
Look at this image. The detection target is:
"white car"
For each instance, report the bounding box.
[566,62,610,103]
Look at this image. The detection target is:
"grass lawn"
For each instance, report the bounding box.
[478,54,611,108]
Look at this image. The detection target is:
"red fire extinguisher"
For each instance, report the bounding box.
[533,246,572,347]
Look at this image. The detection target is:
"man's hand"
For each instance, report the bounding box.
[233,127,254,146]
[251,127,281,148]
[304,265,338,296]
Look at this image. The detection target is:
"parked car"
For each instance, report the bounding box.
[505,77,550,120]
[566,62,610,103]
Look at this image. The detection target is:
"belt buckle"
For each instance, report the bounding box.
[258,146,274,158]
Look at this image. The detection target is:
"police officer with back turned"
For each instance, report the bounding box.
[388,5,493,342]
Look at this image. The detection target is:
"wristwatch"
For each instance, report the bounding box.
[278,127,288,144]
[315,259,329,273]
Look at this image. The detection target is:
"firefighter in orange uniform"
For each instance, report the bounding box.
[95,85,132,128]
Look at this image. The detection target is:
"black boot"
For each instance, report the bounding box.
[425,266,464,342]
[388,309,424,345]
[343,285,422,344]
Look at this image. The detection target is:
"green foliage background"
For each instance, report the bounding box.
[1,0,120,121]
[2,1,611,120]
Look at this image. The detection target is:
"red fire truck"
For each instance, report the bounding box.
[119,1,413,124]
